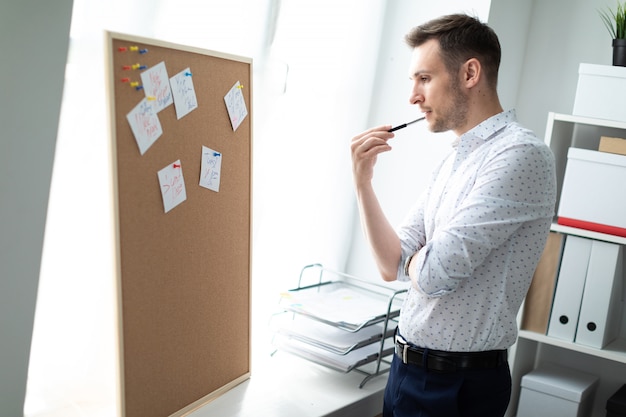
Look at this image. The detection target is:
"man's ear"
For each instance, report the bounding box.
[462,58,481,88]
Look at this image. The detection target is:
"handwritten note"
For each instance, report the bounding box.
[140,61,174,113]
[126,98,163,155]
[199,146,222,192]
[157,160,187,213]
[224,81,248,131]
[170,67,198,120]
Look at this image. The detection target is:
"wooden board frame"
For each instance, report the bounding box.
[105,31,252,417]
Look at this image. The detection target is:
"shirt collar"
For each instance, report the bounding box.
[451,109,516,149]
[450,109,516,166]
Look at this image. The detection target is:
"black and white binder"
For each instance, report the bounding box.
[547,236,592,342]
[575,241,623,349]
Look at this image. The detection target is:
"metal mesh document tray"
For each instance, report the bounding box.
[271,263,407,387]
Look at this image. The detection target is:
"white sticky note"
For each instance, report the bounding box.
[223,81,248,131]
[157,160,187,213]
[140,61,174,113]
[126,98,163,155]
[199,146,222,192]
[170,67,198,120]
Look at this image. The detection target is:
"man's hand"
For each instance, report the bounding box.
[350,125,394,186]
[406,250,421,290]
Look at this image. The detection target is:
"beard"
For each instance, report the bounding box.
[429,78,469,133]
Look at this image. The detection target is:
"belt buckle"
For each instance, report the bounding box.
[395,333,409,364]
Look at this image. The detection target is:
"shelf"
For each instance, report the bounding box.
[273,333,395,373]
[271,313,395,355]
[550,112,626,129]
[518,330,626,364]
[550,223,626,245]
[508,112,626,417]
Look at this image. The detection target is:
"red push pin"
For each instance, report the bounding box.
[122,65,132,70]
[173,163,181,168]
[118,47,127,52]
[121,77,130,83]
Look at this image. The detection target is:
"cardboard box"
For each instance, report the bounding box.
[517,364,598,417]
[600,136,626,156]
[573,63,626,122]
[557,147,626,237]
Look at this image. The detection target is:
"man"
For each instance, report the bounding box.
[350,14,556,417]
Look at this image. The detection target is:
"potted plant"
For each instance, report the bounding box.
[599,1,626,66]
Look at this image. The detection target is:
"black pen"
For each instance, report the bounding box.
[388,116,425,132]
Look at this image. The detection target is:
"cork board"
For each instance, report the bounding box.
[106,32,251,417]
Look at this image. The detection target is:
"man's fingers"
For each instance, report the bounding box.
[351,126,395,155]
[351,125,394,143]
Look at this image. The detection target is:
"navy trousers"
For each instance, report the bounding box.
[383,352,511,417]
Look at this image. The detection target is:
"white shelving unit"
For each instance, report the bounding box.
[507,113,626,417]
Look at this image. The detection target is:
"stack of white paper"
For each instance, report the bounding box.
[279,282,402,331]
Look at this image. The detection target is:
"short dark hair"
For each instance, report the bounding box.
[405,14,501,89]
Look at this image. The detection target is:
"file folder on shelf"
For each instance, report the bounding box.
[575,241,623,349]
[521,232,564,334]
[547,235,592,342]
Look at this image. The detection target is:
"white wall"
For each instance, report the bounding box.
[511,0,616,139]
[486,0,533,112]
[0,0,73,415]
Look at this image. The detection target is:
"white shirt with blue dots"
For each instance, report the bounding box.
[396,109,557,352]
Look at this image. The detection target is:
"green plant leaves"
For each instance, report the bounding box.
[599,1,626,39]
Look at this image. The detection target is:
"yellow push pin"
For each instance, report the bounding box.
[129,46,139,52]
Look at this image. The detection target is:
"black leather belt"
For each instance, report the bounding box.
[394,333,507,373]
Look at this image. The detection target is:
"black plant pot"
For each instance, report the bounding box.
[613,38,626,66]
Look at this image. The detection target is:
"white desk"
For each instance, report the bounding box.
[188,352,388,417]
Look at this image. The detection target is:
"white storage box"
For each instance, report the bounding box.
[517,364,598,417]
[557,147,626,237]
[573,63,626,122]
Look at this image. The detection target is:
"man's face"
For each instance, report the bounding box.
[408,39,468,134]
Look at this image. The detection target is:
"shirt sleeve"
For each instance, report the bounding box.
[408,140,556,296]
